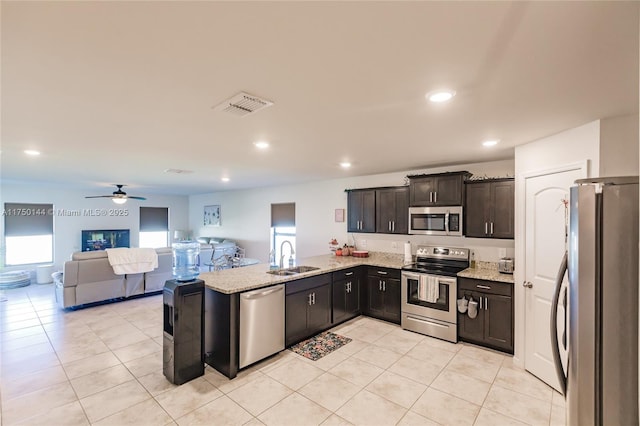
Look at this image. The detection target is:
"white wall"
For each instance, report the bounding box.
[600,113,640,176]
[189,159,515,264]
[0,182,189,272]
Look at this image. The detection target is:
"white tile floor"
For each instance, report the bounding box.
[0,283,566,426]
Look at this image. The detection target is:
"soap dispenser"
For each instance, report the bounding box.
[269,250,278,270]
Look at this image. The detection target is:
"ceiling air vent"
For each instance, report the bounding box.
[213,92,274,117]
[164,169,194,174]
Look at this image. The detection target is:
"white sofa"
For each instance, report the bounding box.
[54,248,174,309]
[54,241,238,308]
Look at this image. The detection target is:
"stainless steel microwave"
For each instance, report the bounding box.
[408,206,463,236]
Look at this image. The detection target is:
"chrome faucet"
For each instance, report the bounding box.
[279,240,295,269]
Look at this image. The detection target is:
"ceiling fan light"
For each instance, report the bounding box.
[112,197,127,205]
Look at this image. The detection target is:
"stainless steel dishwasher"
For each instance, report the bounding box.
[239,284,285,368]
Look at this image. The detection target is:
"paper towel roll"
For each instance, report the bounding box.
[404,242,412,263]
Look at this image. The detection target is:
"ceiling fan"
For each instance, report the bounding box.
[85,184,146,204]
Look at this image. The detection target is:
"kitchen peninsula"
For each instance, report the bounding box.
[200,252,406,378]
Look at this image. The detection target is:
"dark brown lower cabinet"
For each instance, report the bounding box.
[457,277,513,354]
[332,268,362,325]
[285,274,332,347]
[364,268,401,324]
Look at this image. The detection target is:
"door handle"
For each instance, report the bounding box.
[479,297,483,309]
[345,272,353,276]
[389,221,392,231]
[392,221,395,232]
[312,292,316,305]
[523,281,533,288]
[485,222,488,235]
[377,271,388,275]
[476,285,491,290]
[308,293,312,306]
[490,222,494,235]
[485,297,488,311]
[434,192,437,203]
[429,192,433,203]
[383,280,386,291]
[379,280,382,291]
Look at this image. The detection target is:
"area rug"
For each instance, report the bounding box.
[289,331,352,361]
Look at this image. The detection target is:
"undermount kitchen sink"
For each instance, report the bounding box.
[266,265,320,276]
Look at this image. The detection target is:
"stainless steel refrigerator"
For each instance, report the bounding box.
[551,176,638,426]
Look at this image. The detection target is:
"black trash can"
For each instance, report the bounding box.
[163,279,204,385]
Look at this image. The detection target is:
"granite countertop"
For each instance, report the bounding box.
[200,252,408,294]
[457,261,515,284]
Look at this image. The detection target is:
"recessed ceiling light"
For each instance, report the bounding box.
[254,141,269,149]
[482,140,499,147]
[24,150,41,156]
[221,177,230,182]
[340,162,352,169]
[426,90,456,103]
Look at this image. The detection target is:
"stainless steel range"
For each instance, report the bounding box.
[401,246,469,342]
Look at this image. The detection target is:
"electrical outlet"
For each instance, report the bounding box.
[391,242,398,250]
[499,248,507,258]
[360,239,367,248]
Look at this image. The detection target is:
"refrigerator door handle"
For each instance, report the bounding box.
[562,285,567,351]
[550,250,568,396]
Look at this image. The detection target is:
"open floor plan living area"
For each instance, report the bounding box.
[1,1,638,425]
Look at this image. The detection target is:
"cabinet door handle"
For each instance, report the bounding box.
[383,280,386,292]
[388,221,392,231]
[476,285,491,290]
[479,297,483,309]
[429,192,433,203]
[377,271,388,275]
[392,221,395,232]
[345,272,354,276]
[434,192,437,203]
[485,222,488,235]
[490,222,494,235]
[312,292,316,305]
[379,280,382,291]
[485,297,488,311]
[308,293,312,306]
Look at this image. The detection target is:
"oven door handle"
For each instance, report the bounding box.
[402,271,421,280]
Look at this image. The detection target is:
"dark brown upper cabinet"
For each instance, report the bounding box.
[375,187,409,234]
[465,179,514,239]
[347,189,376,233]
[408,171,471,207]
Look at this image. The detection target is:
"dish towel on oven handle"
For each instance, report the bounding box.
[418,276,440,303]
[426,276,439,303]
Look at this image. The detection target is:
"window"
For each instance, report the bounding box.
[271,203,295,266]
[4,203,54,265]
[139,207,169,248]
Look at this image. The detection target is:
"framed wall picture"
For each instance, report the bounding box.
[204,205,221,227]
[334,208,345,222]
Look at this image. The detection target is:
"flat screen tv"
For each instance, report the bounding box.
[82,229,130,251]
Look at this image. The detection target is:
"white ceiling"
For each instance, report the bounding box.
[2,1,638,196]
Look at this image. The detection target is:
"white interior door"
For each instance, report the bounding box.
[524,165,584,392]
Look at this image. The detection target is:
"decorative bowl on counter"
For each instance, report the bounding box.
[352,250,369,258]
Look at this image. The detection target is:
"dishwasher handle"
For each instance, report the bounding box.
[241,285,284,300]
